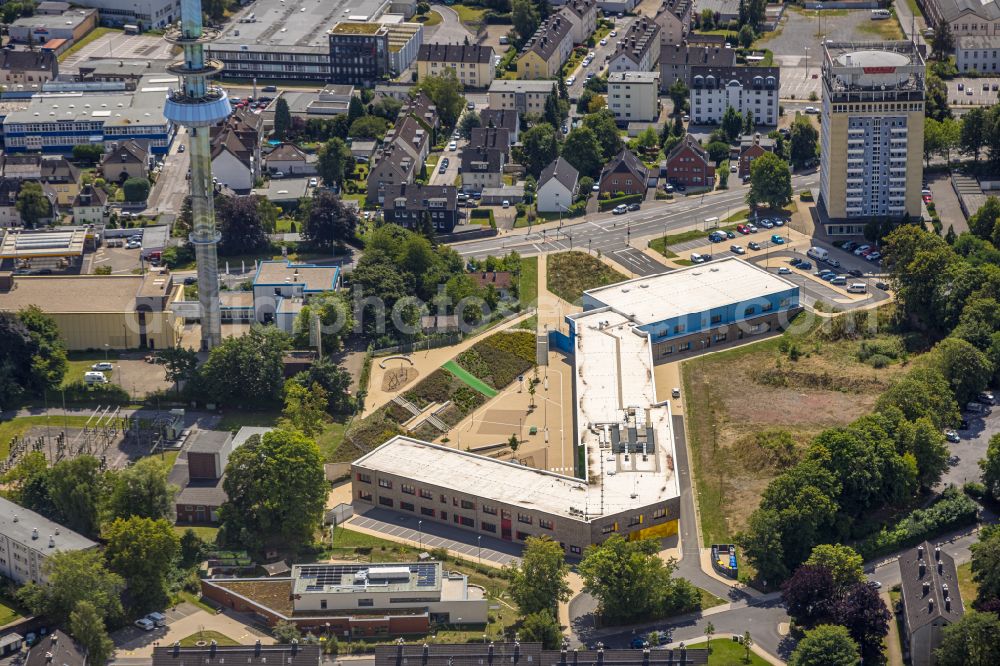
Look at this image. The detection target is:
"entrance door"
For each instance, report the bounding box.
[501,510,512,541]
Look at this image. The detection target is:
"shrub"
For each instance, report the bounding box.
[857,337,906,363]
[857,488,978,558]
[964,481,986,500]
[59,380,131,404]
[867,354,892,368]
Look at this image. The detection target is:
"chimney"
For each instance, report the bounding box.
[291,639,298,655]
[514,641,520,663]
[423,643,429,666]
[928,598,935,612]
[560,643,567,666]
[945,596,952,612]
[919,559,926,577]
[173,642,181,656]
[922,581,930,596]
[596,644,604,666]
[254,640,261,657]
[45,653,52,664]
[49,535,55,548]
[917,545,925,560]
[31,528,38,540]
[935,546,942,561]
[487,642,494,666]
[943,583,949,597]
[642,647,650,666]
[210,640,217,656]
[938,562,944,575]
[12,516,16,523]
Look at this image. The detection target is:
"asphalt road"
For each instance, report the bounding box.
[566,16,636,103]
[144,126,190,217]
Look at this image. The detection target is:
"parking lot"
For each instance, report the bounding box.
[946,78,1000,106]
[942,403,999,488]
[112,603,272,658]
[608,247,670,276]
[60,33,175,70]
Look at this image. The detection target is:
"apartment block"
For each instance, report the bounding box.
[689,65,779,126]
[416,44,495,88]
[0,497,97,585]
[608,70,661,122]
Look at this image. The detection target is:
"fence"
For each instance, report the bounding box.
[372,308,535,357]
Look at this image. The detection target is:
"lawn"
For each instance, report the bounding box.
[316,419,348,461]
[546,251,628,304]
[451,4,487,30]
[173,525,220,544]
[0,594,26,627]
[681,313,910,547]
[858,14,906,40]
[216,410,280,432]
[519,256,538,309]
[178,631,239,647]
[682,639,769,666]
[903,0,923,18]
[416,10,443,27]
[0,416,95,459]
[957,561,976,610]
[699,587,728,611]
[57,27,117,62]
[647,224,739,255]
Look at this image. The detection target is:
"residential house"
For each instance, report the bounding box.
[72,183,108,225]
[1,154,42,181]
[558,0,598,45]
[153,643,321,666]
[737,133,776,179]
[479,109,520,144]
[956,34,1000,72]
[0,497,97,585]
[384,115,431,165]
[659,43,736,91]
[655,0,692,45]
[461,129,508,193]
[488,79,556,114]
[100,139,148,183]
[608,71,661,122]
[0,49,58,86]
[599,148,650,197]
[265,143,317,176]
[0,179,21,227]
[537,156,579,213]
[170,428,271,524]
[899,542,964,666]
[211,129,255,192]
[366,142,416,204]
[664,134,714,187]
[26,633,85,666]
[517,14,574,79]
[416,44,495,88]
[609,17,661,74]
[689,66,780,126]
[470,271,514,300]
[382,183,460,234]
[40,155,81,206]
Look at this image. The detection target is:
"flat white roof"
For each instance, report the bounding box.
[582,257,797,324]
[355,435,677,520]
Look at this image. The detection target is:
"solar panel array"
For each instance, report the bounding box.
[296,563,438,589]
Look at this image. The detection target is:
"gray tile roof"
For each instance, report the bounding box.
[417,43,494,64]
[690,65,780,89]
[26,632,84,666]
[667,134,709,163]
[385,182,458,211]
[479,109,519,134]
[611,17,660,66]
[520,14,573,62]
[187,429,233,454]
[899,541,964,632]
[0,497,97,553]
[0,49,57,73]
[373,643,707,666]
[930,0,1000,22]
[601,148,649,183]
[660,44,736,68]
[539,156,579,193]
[153,643,321,666]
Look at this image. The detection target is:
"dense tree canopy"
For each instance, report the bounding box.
[788,625,859,666]
[414,72,465,128]
[0,307,67,405]
[301,189,359,252]
[216,194,272,256]
[197,326,291,406]
[935,611,1000,665]
[18,550,124,626]
[746,152,792,210]
[508,536,571,615]
[106,457,177,521]
[104,517,179,612]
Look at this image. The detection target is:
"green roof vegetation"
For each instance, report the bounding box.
[330,22,382,35]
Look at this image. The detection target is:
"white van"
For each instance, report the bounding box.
[84,371,108,385]
[807,246,829,262]
[871,9,890,19]
[847,282,867,294]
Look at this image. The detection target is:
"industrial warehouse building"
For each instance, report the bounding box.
[201,561,488,635]
[350,258,801,556]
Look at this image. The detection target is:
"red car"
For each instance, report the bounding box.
[922,194,933,204]
[736,224,751,235]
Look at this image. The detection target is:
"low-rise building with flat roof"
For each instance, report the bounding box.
[252,260,341,330]
[0,497,98,585]
[374,642,708,666]
[200,561,487,635]
[9,7,97,44]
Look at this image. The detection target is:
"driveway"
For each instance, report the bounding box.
[940,405,999,489]
[928,172,969,236]
[112,603,272,659]
[426,4,475,45]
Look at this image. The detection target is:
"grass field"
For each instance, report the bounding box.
[173,525,220,543]
[316,420,348,461]
[519,256,538,309]
[682,317,909,547]
[216,411,280,432]
[957,561,976,610]
[682,639,769,665]
[648,224,739,255]
[699,588,728,611]
[179,631,239,647]
[0,594,25,627]
[451,4,486,29]
[416,10,443,27]
[858,14,906,39]
[547,251,627,304]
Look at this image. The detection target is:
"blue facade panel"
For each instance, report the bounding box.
[639,286,800,343]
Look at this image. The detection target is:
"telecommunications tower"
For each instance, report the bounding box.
[163,0,232,349]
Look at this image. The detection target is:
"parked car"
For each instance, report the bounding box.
[183,276,197,285]
[726,230,736,239]
[747,223,758,233]
[980,391,996,405]
[690,253,706,263]
[627,203,641,211]
[830,276,847,286]
[771,234,785,244]
[748,241,761,250]
[736,224,750,234]
[613,204,628,215]
[798,260,812,270]
[134,618,155,631]
[308,178,318,187]
[805,106,819,114]
[789,257,803,266]
[945,429,961,443]
[875,281,889,291]
[146,612,167,627]
[866,251,882,261]
[730,244,745,254]
[853,244,871,255]
[630,638,648,650]
[448,141,457,151]
[91,362,113,371]
[663,183,674,193]
[848,269,864,278]
[675,183,687,192]
[827,258,841,268]
[759,219,774,229]
[777,266,791,275]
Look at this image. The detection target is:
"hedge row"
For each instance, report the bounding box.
[857,487,979,559]
[598,193,644,211]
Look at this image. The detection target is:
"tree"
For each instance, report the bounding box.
[925,74,952,121]
[159,346,198,391]
[743,109,755,135]
[301,188,358,252]
[544,85,562,127]
[47,456,104,538]
[968,196,1000,241]
[981,434,1000,502]
[508,536,571,615]
[508,433,520,452]
[746,152,792,210]
[971,524,1000,606]
[667,79,688,114]
[17,550,124,625]
[789,116,818,167]
[737,508,788,584]
[216,194,270,256]
[931,337,992,406]
[932,21,954,60]
[833,581,890,661]
[743,631,753,663]
[582,110,622,161]
[517,123,559,178]
[16,181,52,227]
[738,24,755,48]
[562,126,604,178]
[721,106,742,141]
[107,457,177,521]
[578,535,697,624]
[2,451,51,514]
[348,115,388,140]
[706,141,731,164]
[414,72,465,128]
[198,326,291,406]
[293,290,354,355]
[273,97,292,140]
[70,601,115,666]
[317,137,352,188]
[372,96,403,122]
[72,144,105,165]
[788,625,859,666]
[459,110,481,139]
[279,381,329,437]
[347,95,366,125]
[935,610,1000,665]
[781,564,837,626]
[104,517,179,611]
[220,429,327,552]
[636,127,658,152]
[511,0,540,42]
[804,545,864,590]
[705,621,715,653]
[290,358,353,414]
[273,621,301,644]
[122,177,150,203]
[12,305,68,396]
[518,611,562,649]
[961,107,989,162]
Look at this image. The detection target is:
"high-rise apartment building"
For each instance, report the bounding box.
[820,42,925,234]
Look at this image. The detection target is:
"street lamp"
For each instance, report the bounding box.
[477,536,482,565]
[418,520,423,550]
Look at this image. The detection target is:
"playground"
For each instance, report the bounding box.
[378,356,419,393]
[442,351,577,477]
